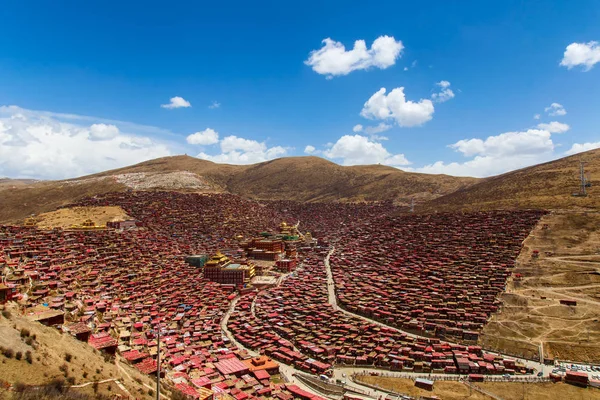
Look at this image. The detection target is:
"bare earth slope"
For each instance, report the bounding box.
[422,149,600,212]
[0,155,477,224]
[91,155,478,203]
[223,156,477,203]
[0,179,127,225]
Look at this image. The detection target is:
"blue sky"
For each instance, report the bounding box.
[1,1,599,179]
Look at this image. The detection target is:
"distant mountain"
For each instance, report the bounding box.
[421,149,600,212]
[3,149,598,225]
[0,155,476,223]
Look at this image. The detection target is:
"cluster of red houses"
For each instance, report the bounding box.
[0,192,331,400]
[228,247,532,376]
[0,191,546,400]
[327,210,546,341]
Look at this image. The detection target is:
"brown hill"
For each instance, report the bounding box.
[0,155,478,224]
[221,156,477,203]
[421,149,600,212]
[0,304,157,399]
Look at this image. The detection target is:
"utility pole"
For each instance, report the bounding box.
[580,160,587,196]
[156,323,160,400]
[410,198,415,213]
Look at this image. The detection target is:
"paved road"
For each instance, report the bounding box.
[221,296,329,398]
[217,247,577,399]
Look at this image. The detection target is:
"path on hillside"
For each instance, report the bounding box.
[71,377,132,397]
[116,356,165,399]
[222,253,551,400]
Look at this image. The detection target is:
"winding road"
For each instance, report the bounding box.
[217,246,578,399]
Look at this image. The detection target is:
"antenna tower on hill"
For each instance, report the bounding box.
[572,160,591,197]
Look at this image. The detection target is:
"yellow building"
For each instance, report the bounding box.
[69,219,106,230]
[203,252,255,286]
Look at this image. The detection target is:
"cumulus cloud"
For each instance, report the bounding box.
[0,106,172,179]
[352,122,391,138]
[305,35,403,77]
[197,135,287,164]
[560,41,600,71]
[533,114,541,120]
[161,96,191,109]
[304,145,316,154]
[323,134,410,166]
[545,102,566,116]
[361,87,434,127]
[89,123,120,141]
[414,129,555,177]
[431,80,455,103]
[537,121,570,134]
[186,128,220,145]
[208,101,221,109]
[565,142,600,156]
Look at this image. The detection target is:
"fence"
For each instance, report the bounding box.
[352,371,551,384]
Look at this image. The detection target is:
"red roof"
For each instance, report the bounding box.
[253,370,270,380]
[286,384,315,399]
[214,357,250,375]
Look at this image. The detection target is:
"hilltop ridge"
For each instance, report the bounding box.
[423,148,600,212]
[2,149,600,224]
[0,155,477,223]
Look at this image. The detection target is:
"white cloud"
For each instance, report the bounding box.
[431,80,455,103]
[560,41,600,71]
[364,122,392,135]
[208,101,221,109]
[186,128,220,145]
[353,122,392,138]
[0,106,172,180]
[305,35,403,77]
[451,129,553,157]
[537,121,570,134]
[565,142,600,155]
[545,102,566,116]
[89,123,120,141]
[197,135,287,164]
[533,114,541,120]
[414,129,555,177]
[304,145,316,154]
[161,96,191,109]
[361,87,435,127]
[324,134,410,166]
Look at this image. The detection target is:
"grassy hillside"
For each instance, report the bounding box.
[421,149,600,212]
[0,305,157,400]
[0,155,477,224]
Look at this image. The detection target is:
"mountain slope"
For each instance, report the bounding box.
[421,149,600,212]
[0,155,477,224]
[223,156,477,203]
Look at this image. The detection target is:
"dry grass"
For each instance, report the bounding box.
[0,155,478,225]
[357,375,489,399]
[0,304,156,400]
[423,148,600,212]
[33,206,131,229]
[481,211,600,362]
[356,375,600,400]
[0,179,127,225]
